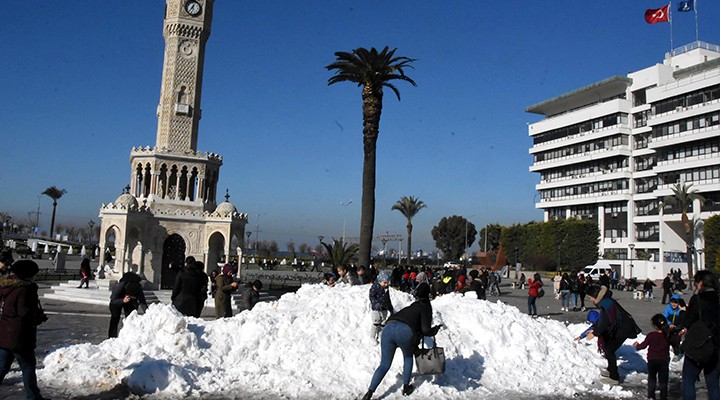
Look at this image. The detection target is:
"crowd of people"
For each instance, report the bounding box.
[1,247,719,399]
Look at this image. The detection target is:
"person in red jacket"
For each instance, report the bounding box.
[0,260,46,399]
[527,273,543,318]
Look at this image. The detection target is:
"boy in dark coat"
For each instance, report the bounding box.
[238,280,263,312]
[369,271,394,341]
[171,257,207,317]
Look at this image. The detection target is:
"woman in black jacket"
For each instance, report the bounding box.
[680,270,720,399]
[361,283,441,400]
[0,260,45,400]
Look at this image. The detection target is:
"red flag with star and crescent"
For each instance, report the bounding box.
[645,5,670,24]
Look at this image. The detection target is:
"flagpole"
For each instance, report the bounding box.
[694,0,699,42]
[669,2,674,53]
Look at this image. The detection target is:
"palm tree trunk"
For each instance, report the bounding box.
[406,222,413,265]
[358,87,382,267]
[50,200,57,239]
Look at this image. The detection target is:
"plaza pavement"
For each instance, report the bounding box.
[0,276,712,399]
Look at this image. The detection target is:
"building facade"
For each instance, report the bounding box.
[528,41,720,278]
[98,0,247,288]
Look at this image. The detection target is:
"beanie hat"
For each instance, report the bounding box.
[415,282,431,300]
[586,310,600,324]
[415,272,427,282]
[377,270,390,283]
[11,260,39,279]
[253,279,263,291]
[222,264,233,275]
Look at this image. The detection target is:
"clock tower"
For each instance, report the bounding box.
[156,0,212,152]
[97,0,247,289]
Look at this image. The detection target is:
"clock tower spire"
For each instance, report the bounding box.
[156,0,213,152]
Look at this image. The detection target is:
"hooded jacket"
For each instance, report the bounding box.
[0,274,39,351]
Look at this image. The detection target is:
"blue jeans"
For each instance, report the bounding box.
[682,354,720,400]
[0,348,42,400]
[369,321,415,391]
[560,290,571,308]
[571,292,579,308]
[527,296,537,315]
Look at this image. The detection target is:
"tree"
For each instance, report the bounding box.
[326,47,416,267]
[431,215,476,261]
[391,195,426,265]
[42,186,67,239]
[664,183,705,282]
[704,215,720,272]
[321,238,359,269]
[287,241,296,261]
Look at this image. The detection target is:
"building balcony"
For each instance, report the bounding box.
[530,146,631,172]
[530,125,631,153]
[649,124,720,150]
[537,189,630,208]
[654,153,720,173]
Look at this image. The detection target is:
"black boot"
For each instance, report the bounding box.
[402,384,414,396]
[361,390,373,400]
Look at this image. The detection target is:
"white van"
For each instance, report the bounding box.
[581,265,616,281]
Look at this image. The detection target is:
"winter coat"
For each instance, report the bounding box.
[683,289,720,348]
[109,279,147,313]
[559,276,571,291]
[338,271,361,286]
[0,275,39,351]
[171,267,207,317]
[387,299,437,347]
[214,274,237,318]
[369,280,393,312]
[528,279,542,297]
[238,286,260,312]
[662,295,684,328]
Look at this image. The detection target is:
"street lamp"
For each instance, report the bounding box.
[628,243,635,279]
[245,231,252,268]
[88,220,95,244]
[697,248,704,271]
[340,200,352,244]
[381,236,389,267]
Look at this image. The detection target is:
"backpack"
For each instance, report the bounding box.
[599,298,641,340]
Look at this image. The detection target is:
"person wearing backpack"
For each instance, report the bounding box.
[586,284,641,384]
[679,270,720,400]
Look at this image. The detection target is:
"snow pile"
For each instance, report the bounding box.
[39,284,635,399]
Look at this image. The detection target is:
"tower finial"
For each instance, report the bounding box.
[225,189,230,202]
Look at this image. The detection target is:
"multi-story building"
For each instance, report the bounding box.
[527,41,720,277]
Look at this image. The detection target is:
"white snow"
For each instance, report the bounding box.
[38,284,657,399]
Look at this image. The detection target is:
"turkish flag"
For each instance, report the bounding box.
[645,5,670,24]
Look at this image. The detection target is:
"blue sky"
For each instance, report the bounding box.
[2,1,719,253]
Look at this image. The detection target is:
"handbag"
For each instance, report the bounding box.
[537,288,545,298]
[414,336,445,375]
[682,305,717,364]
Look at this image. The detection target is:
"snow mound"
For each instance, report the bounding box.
[39,284,634,399]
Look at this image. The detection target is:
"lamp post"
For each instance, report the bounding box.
[381,236,389,268]
[340,200,352,244]
[628,243,635,279]
[697,248,704,271]
[88,220,95,244]
[245,231,252,269]
[464,215,475,260]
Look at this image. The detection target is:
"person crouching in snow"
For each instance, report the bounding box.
[633,314,671,400]
[369,271,394,341]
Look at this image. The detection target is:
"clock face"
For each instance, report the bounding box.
[185,1,202,16]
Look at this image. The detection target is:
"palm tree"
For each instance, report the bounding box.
[664,182,705,283]
[392,196,427,265]
[321,238,359,269]
[326,47,416,267]
[42,186,67,239]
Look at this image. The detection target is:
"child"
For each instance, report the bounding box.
[633,314,671,400]
[369,271,394,341]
